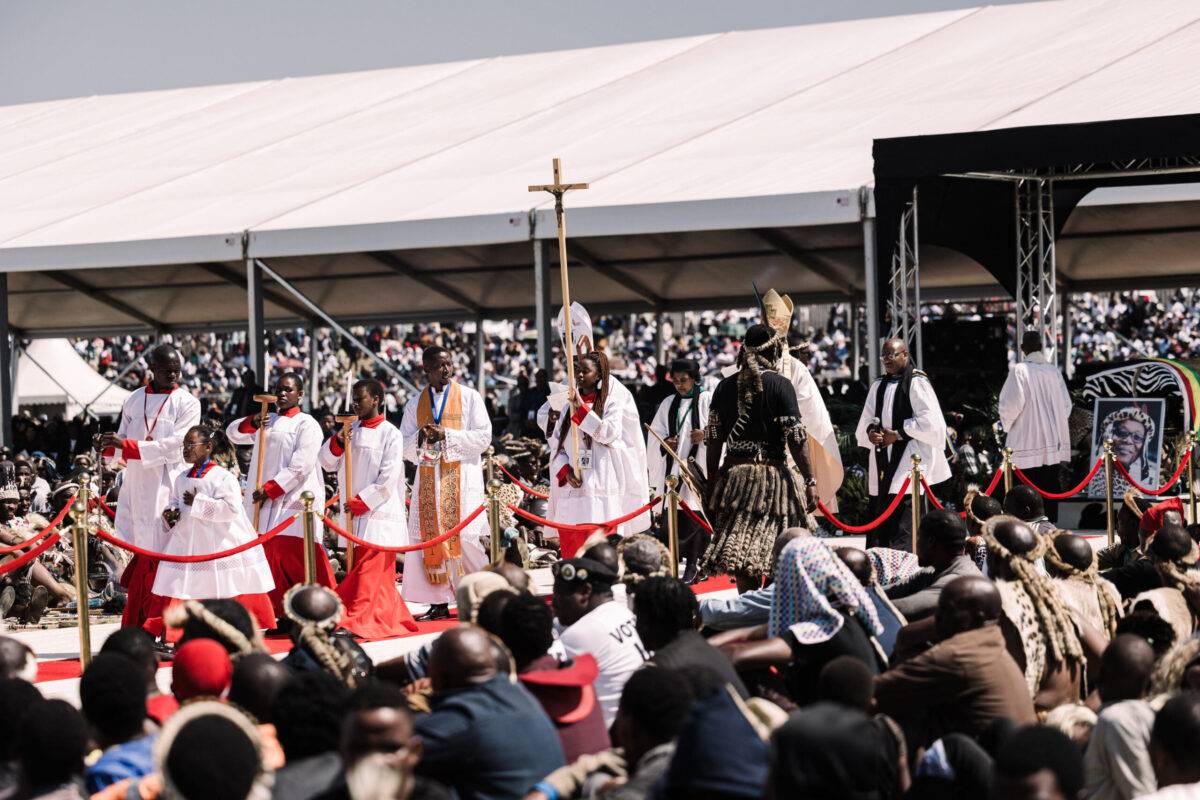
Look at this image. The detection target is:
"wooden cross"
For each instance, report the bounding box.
[529,158,589,477]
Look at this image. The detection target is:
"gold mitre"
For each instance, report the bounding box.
[762,288,794,335]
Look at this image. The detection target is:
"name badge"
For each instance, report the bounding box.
[579,450,594,472]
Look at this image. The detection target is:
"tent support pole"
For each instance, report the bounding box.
[246,254,266,385]
[863,217,881,381]
[475,316,486,395]
[851,302,861,380]
[1061,292,1074,380]
[308,326,320,411]
[254,260,419,394]
[534,239,552,374]
[0,275,11,447]
[655,312,665,365]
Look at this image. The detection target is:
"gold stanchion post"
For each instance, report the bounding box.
[1104,439,1115,547]
[73,475,92,668]
[1189,431,1198,525]
[487,478,503,564]
[909,455,922,553]
[1003,447,1013,495]
[484,446,495,486]
[666,475,681,578]
[301,491,317,585]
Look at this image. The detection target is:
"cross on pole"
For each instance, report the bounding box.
[530,158,589,477]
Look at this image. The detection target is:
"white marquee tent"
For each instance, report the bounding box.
[16,339,130,418]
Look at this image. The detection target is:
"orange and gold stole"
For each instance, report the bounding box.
[417,381,463,584]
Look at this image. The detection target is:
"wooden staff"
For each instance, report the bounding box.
[251,394,277,531]
[530,158,588,478]
[336,414,358,571]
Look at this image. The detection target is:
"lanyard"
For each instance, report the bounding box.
[428,385,449,425]
[674,391,696,434]
[188,459,213,479]
[143,390,172,441]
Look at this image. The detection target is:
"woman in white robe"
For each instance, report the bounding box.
[151,426,275,638]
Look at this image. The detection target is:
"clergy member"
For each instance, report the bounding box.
[400,346,491,622]
[999,331,1072,520]
[149,425,276,639]
[647,357,710,583]
[549,303,651,553]
[99,344,200,629]
[761,288,844,511]
[318,379,417,639]
[854,338,950,551]
[226,372,335,618]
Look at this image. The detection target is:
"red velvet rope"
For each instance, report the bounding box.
[94,497,117,520]
[0,497,75,555]
[818,477,912,533]
[922,477,945,510]
[321,504,485,553]
[982,468,1003,497]
[0,532,63,576]
[498,464,550,500]
[1114,451,1191,496]
[1014,458,1104,500]
[93,512,298,563]
[509,496,663,533]
[679,500,714,533]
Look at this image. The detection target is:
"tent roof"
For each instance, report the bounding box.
[16,339,130,416]
[3,0,1200,336]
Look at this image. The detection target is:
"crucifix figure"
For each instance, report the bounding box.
[529,158,589,477]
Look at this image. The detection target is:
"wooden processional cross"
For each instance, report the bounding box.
[529,158,589,477]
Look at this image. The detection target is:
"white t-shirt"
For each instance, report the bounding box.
[558,599,649,726]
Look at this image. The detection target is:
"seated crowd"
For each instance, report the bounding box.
[0,480,1198,800]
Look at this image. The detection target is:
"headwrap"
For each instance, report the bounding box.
[454,572,515,624]
[157,701,273,800]
[1140,497,1185,536]
[865,548,922,590]
[769,538,881,642]
[0,482,19,502]
[172,638,234,701]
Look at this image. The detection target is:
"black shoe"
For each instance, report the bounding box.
[153,641,176,661]
[0,586,15,618]
[22,587,49,625]
[416,604,450,622]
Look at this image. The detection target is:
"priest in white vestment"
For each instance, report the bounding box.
[100,345,200,629]
[226,372,334,616]
[647,358,711,581]
[855,338,951,551]
[400,345,491,620]
[999,331,1073,518]
[318,379,417,639]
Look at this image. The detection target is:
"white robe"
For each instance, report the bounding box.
[999,352,1073,470]
[107,387,201,553]
[781,354,844,512]
[317,419,407,548]
[548,380,651,536]
[226,410,325,537]
[152,464,274,600]
[647,391,710,509]
[855,373,951,496]
[400,382,491,605]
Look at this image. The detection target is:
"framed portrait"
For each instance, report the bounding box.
[1087,398,1166,499]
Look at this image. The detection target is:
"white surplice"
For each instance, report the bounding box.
[226,409,325,537]
[781,354,845,512]
[107,387,201,552]
[647,390,710,509]
[998,351,1073,470]
[400,382,491,605]
[152,463,274,599]
[548,379,651,537]
[317,418,407,547]
[855,373,951,497]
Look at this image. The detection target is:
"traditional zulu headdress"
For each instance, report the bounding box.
[283,584,371,689]
[0,481,19,502]
[760,288,794,336]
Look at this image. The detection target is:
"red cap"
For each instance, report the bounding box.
[172,638,233,701]
[519,654,599,725]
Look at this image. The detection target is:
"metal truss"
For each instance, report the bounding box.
[1014,178,1058,361]
[887,186,922,367]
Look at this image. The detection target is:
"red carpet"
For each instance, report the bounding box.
[35,576,736,684]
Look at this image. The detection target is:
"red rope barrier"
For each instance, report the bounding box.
[818,477,912,534]
[0,497,75,555]
[93,512,299,563]
[1014,458,1104,500]
[922,478,945,510]
[1114,452,1191,496]
[509,496,663,532]
[497,464,550,500]
[321,505,485,553]
[982,468,1003,497]
[94,497,117,520]
[679,500,714,533]
[0,532,62,576]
